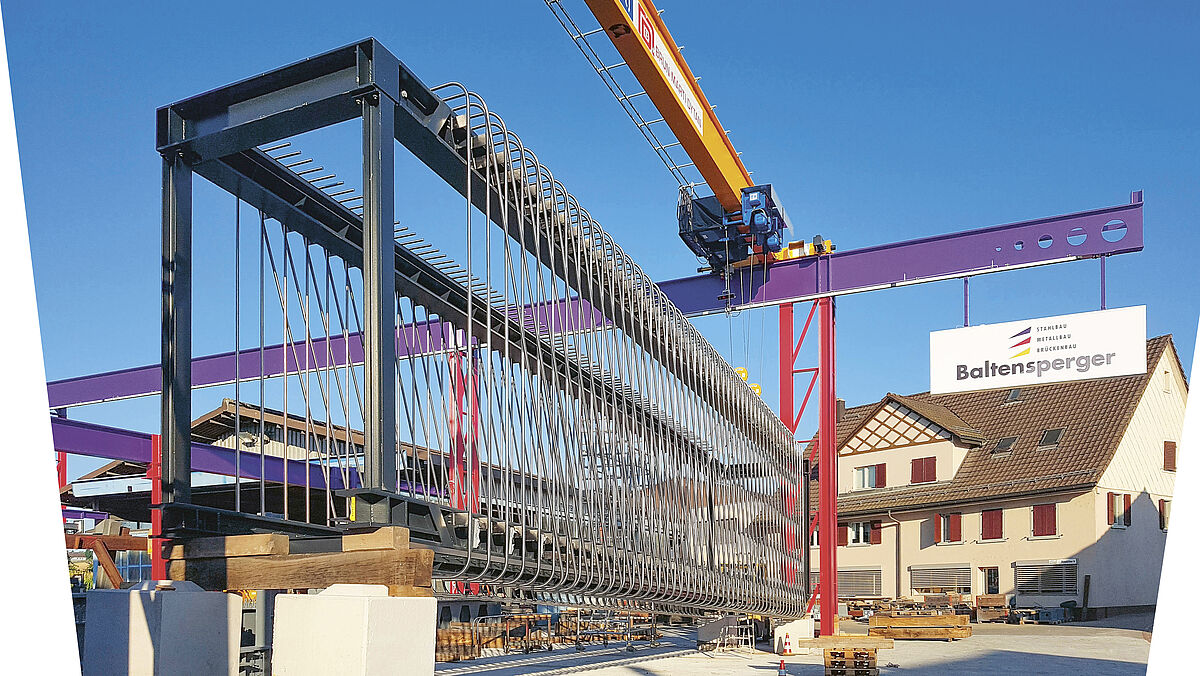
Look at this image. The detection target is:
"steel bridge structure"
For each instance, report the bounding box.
[50,30,1146,630]
[148,39,806,618]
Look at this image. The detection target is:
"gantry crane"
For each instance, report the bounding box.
[553,0,1145,637]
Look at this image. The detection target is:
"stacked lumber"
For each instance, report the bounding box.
[825,647,878,676]
[166,526,433,597]
[435,624,479,662]
[868,613,971,641]
[975,594,1008,623]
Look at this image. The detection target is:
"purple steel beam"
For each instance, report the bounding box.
[51,416,353,490]
[658,195,1144,317]
[47,298,606,409]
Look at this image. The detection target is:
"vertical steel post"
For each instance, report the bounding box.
[149,434,166,580]
[161,152,192,507]
[1100,255,1107,310]
[360,89,398,493]
[779,302,797,588]
[56,451,67,492]
[817,296,837,636]
[963,277,970,326]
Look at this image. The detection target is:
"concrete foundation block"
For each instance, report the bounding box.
[774,617,815,654]
[272,584,436,676]
[82,580,241,676]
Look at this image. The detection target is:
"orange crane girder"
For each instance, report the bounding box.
[584,0,752,212]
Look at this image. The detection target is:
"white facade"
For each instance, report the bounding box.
[811,344,1185,611]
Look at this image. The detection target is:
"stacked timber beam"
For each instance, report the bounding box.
[867,614,971,641]
[166,526,433,597]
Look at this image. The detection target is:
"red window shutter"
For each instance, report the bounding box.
[950,513,962,542]
[1123,494,1132,526]
[1033,504,1056,537]
[934,514,942,542]
[837,525,848,546]
[926,457,937,482]
[875,463,887,488]
[1165,441,1177,471]
[982,509,1002,540]
[1107,492,1116,525]
[1159,499,1166,530]
[911,458,921,483]
[870,521,882,545]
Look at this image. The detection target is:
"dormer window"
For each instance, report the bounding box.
[1005,388,1022,403]
[993,436,1018,455]
[1038,428,1064,448]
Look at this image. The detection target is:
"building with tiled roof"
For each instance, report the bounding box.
[809,335,1184,617]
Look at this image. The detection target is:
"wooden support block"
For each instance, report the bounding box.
[387,584,434,598]
[166,533,290,560]
[793,636,894,650]
[868,626,972,640]
[869,614,968,628]
[169,546,434,591]
[343,526,410,552]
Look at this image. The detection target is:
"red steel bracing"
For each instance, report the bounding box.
[448,348,481,514]
[149,434,166,580]
[780,299,838,634]
[448,347,482,596]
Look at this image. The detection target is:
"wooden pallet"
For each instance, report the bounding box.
[868,613,972,641]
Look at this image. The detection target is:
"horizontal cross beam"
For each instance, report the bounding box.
[51,416,353,490]
[46,298,604,409]
[657,195,1144,317]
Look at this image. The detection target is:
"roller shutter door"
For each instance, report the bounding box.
[1015,563,1077,594]
[809,568,883,597]
[910,566,971,594]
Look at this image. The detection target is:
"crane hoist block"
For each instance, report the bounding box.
[678,183,793,271]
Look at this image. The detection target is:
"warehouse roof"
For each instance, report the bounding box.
[812,335,1182,517]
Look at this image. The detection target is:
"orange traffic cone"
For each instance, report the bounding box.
[782,631,793,656]
[777,658,787,675]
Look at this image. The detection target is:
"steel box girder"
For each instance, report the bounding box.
[156,38,700,410]
[658,197,1144,316]
[155,39,790,473]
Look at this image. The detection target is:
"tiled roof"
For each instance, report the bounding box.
[812,335,1181,516]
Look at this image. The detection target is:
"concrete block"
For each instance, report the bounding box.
[774,617,815,654]
[82,580,241,676]
[272,584,436,676]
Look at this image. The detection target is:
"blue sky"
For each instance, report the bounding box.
[5,1,1197,471]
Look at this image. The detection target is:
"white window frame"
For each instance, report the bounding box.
[1111,493,1129,529]
[853,465,878,490]
[848,521,872,546]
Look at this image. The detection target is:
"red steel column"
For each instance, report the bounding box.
[779,302,795,433]
[817,297,838,636]
[56,451,68,492]
[779,302,797,586]
[149,434,166,580]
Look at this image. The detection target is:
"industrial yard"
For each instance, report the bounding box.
[5,1,1193,674]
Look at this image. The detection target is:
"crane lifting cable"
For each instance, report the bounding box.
[546,0,834,274]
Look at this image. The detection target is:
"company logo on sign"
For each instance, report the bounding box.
[929,306,1146,394]
[1009,327,1031,358]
